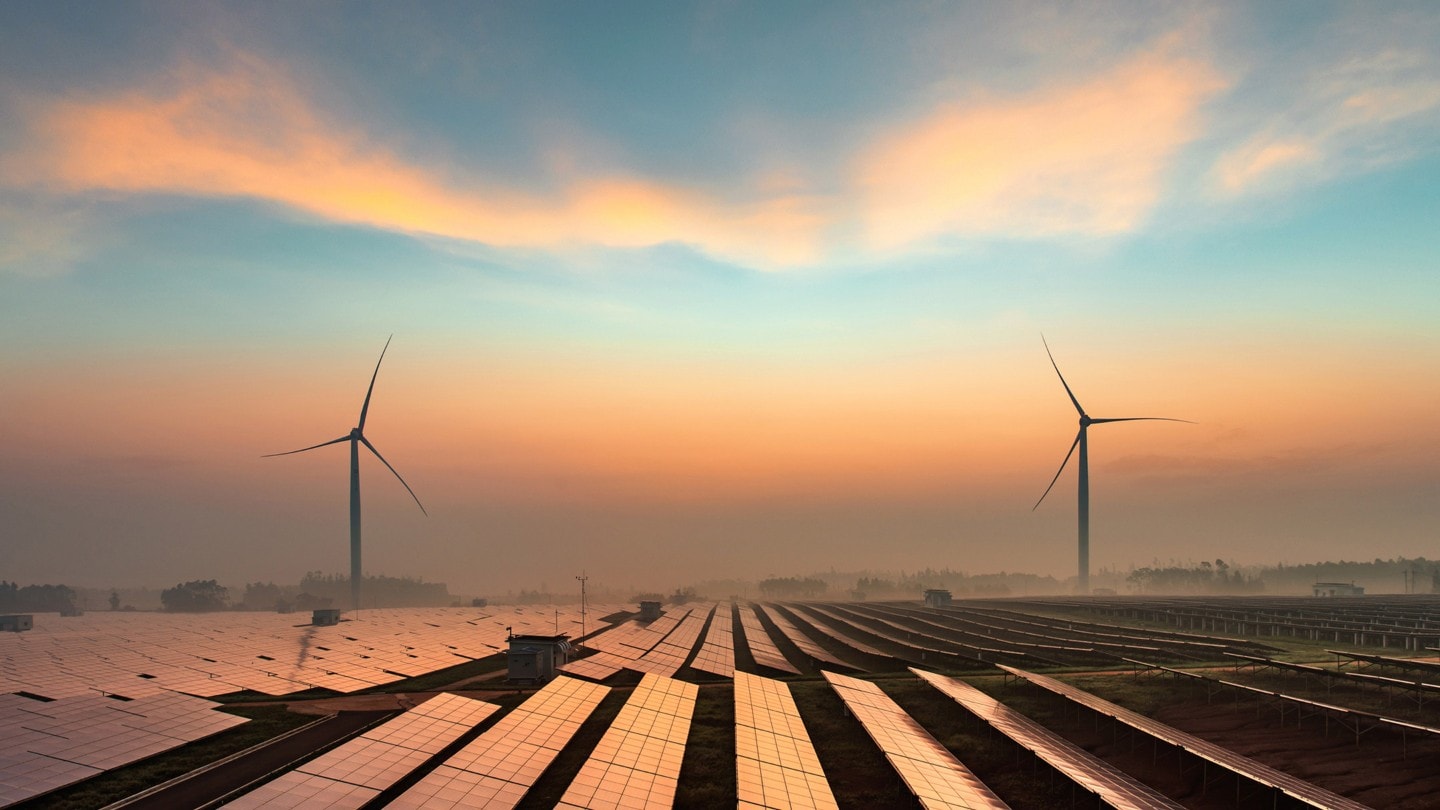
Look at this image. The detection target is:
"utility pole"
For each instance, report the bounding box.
[575,572,588,649]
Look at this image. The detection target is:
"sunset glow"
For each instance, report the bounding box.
[2,2,1437,594]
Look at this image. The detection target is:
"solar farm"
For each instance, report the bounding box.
[5,596,1440,808]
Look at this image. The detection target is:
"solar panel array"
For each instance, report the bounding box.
[734,671,837,810]
[223,692,498,809]
[689,603,735,678]
[1009,595,1440,651]
[999,665,1371,810]
[753,606,852,671]
[736,604,799,675]
[795,604,960,669]
[0,606,612,702]
[909,668,1181,810]
[562,605,711,681]
[389,676,610,808]
[821,671,1008,810]
[557,674,697,809]
[0,690,248,807]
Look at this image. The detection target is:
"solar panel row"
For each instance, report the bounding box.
[736,605,799,675]
[0,690,248,807]
[388,676,610,809]
[822,671,1008,810]
[734,671,837,810]
[999,665,1371,810]
[804,603,992,668]
[689,604,735,678]
[909,668,1182,810]
[561,610,694,680]
[853,605,1062,666]
[562,605,714,681]
[223,692,498,809]
[1,606,614,703]
[557,673,698,809]
[752,606,851,671]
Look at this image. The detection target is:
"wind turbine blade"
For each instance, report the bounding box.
[1033,430,1082,511]
[262,435,350,457]
[1089,417,1196,424]
[360,435,427,516]
[358,335,393,431]
[1041,335,1085,416]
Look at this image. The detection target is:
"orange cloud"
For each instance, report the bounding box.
[857,42,1225,249]
[5,52,825,268]
[1214,140,1320,192]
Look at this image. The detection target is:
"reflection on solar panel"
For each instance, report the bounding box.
[557,674,697,809]
[0,606,622,703]
[794,602,950,660]
[690,604,735,678]
[909,668,1181,810]
[223,692,498,809]
[736,605,799,675]
[389,676,610,809]
[754,606,853,671]
[734,671,837,810]
[0,691,248,807]
[999,665,1371,810]
[563,605,714,680]
[822,671,1008,810]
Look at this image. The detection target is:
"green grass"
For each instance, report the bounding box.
[674,683,737,807]
[788,679,918,809]
[514,688,629,808]
[879,674,1079,809]
[14,705,315,810]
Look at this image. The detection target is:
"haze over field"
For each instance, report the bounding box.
[1,2,1437,596]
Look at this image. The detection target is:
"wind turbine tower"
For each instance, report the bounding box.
[266,336,426,611]
[1033,338,1189,594]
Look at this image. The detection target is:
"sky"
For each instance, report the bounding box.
[2,1,1438,597]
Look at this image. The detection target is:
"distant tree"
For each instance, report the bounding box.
[293,592,332,610]
[242,582,287,611]
[758,577,828,599]
[109,590,121,611]
[160,580,229,612]
[0,582,78,613]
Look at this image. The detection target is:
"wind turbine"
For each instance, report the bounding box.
[265,336,426,611]
[1033,337,1190,594]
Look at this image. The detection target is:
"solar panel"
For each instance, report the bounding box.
[788,605,893,659]
[0,689,248,807]
[691,603,736,678]
[556,673,697,808]
[998,665,1371,810]
[736,604,799,675]
[909,668,1181,810]
[561,606,712,680]
[753,606,852,671]
[822,671,1008,810]
[734,671,837,810]
[388,676,610,809]
[223,692,498,809]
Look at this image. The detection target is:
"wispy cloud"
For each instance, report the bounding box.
[1213,16,1440,195]
[0,200,94,278]
[855,39,1225,249]
[3,51,827,270]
